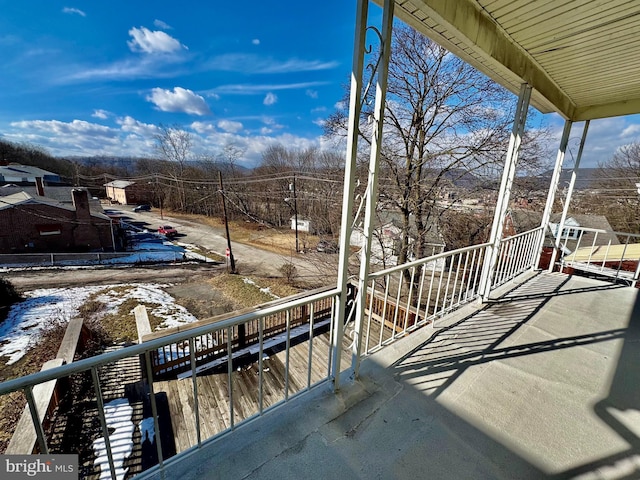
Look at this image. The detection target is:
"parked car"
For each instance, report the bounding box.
[316,240,338,253]
[133,204,151,212]
[158,225,178,237]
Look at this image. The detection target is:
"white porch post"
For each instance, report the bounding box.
[479,83,532,301]
[548,120,590,270]
[331,0,369,391]
[351,0,395,378]
[534,119,573,269]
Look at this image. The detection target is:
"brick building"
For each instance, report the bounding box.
[104,180,149,205]
[0,189,116,253]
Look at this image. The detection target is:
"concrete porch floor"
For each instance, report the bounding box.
[146,272,640,480]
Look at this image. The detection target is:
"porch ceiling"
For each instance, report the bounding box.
[385,0,640,121]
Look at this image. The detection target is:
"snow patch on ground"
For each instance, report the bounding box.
[0,284,198,364]
[242,277,279,299]
[139,417,155,444]
[92,398,134,480]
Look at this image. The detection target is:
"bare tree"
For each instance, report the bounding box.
[154,124,193,211]
[592,141,640,233]
[326,25,548,266]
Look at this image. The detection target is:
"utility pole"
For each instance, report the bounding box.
[290,175,299,253]
[155,174,164,220]
[219,171,236,273]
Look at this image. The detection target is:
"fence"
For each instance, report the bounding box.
[0,251,186,268]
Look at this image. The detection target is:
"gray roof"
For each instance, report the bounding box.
[0,191,110,220]
[0,164,59,178]
[0,185,105,213]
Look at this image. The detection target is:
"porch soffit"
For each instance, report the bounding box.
[380,0,640,121]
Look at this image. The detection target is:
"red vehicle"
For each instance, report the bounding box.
[158,225,178,237]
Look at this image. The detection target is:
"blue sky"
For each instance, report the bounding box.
[0,1,639,168]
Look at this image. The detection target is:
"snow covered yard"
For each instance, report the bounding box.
[0,283,198,365]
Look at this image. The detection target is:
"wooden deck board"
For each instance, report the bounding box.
[153,330,350,453]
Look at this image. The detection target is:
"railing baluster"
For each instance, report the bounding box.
[91,367,117,480]
[458,251,470,305]
[285,310,291,400]
[433,257,446,323]
[379,275,391,347]
[307,303,315,390]
[391,272,403,340]
[465,250,477,301]
[226,327,234,429]
[365,280,375,354]
[415,265,426,326]
[188,337,201,447]
[425,259,437,322]
[450,253,463,310]
[24,385,49,455]
[144,351,164,471]
[403,266,416,334]
[441,255,455,316]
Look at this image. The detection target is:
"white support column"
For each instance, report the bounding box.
[548,120,590,270]
[479,84,532,301]
[331,0,369,391]
[351,0,395,378]
[534,119,573,269]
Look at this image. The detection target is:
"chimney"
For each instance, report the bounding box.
[72,189,91,220]
[35,177,45,196]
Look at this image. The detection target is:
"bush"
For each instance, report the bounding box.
[0,278,21,308]
[279,262,298,284]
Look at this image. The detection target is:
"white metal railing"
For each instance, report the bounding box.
[0,229,549,479]
[360,243,489,354]
[557,226,640,285]
[492,227,544,289]
[0,286,344,480]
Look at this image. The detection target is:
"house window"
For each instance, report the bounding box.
[38,224,62,236]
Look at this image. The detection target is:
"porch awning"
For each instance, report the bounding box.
[382,1,640,121]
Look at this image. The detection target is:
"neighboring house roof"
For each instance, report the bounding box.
[0,164,59,179]
[0,186,105,213]
[508,209,619,251]
[104,180,136,189]
[0,191,110,220]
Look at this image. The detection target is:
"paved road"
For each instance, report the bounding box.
[114,207,338,283]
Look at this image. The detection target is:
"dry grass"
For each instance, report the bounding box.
[168,212,321,256]
[208,273,300,310]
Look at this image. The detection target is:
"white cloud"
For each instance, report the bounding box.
[154,19,172,30]
[311,106,327,113]
[306,89,318,99]
[127,27,186,54]
[313,118,326,128]
[11,119,115,137]
[217,120,243,133]
[62,7,86,17]
[206,54,338,73]
[116,116,159,137]
[260,127,273,135]
[146,87,211,115]
[334,101,347,110]
[263,93,277,106]
[190,121,216,135]
[252,39,260,45]
[92,109,109,119]
[209,81,328,96]
[621,124,640,137]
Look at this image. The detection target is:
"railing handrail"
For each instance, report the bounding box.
[502,226,543,243]
[0,286,341,397]
[369,242,491,279]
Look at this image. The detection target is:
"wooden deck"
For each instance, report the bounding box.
[155,329,352,454]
